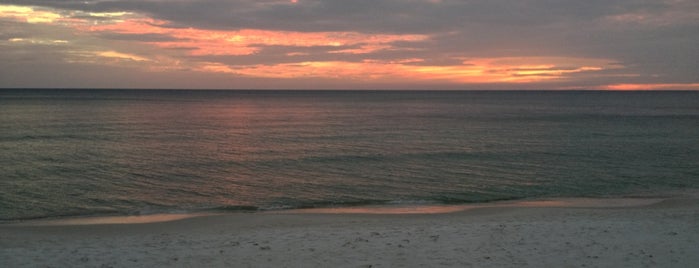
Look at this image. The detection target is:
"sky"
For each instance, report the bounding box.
[0,0,697,90]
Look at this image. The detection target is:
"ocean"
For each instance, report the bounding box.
[1,89,698,221]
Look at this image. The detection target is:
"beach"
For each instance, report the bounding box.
[2,197,698,267]
[2,0,699,265]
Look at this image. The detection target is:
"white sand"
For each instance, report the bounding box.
[2,198,698,267]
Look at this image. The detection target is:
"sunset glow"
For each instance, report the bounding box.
[190,57,616,84]
[1,1,697,89]
[600,83,699,91]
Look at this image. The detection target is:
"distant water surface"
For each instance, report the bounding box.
[1,90,698,220]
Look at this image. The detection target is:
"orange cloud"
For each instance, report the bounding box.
[97,51,150,62]
[194,57,615,84]
[82,18,427,56]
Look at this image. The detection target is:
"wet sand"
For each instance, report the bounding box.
[1,197,698,267]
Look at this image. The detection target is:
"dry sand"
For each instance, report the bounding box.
[1,197,698,267]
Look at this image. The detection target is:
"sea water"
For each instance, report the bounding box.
[1,90,698,220]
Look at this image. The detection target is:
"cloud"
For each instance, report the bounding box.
[97,50,149,61]
[0,0,697,89]
[2,0,690,32]
[0,4,61,23]
[191,57,617,84]
[81,17,427,56]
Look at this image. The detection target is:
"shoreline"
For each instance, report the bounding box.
[3,196,668,226]
[10,186,699,226]
[2,196,698,267]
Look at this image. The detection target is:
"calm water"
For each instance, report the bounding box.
[1,90,698,220]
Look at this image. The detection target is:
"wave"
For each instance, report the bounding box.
[0,134,113,142]
[0,195,532,223]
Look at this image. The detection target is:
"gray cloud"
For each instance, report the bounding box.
[96,33,181,42]
[0,0,684,32]
[1,0,697,88]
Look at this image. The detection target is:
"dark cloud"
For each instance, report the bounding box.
[97,33,180,42]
